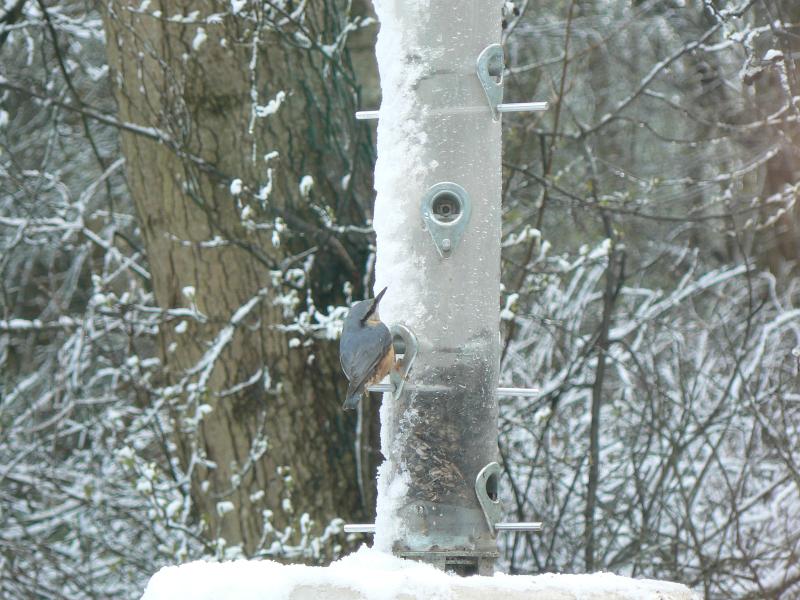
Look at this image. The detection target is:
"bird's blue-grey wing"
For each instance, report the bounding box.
[341,324,392,389]
[340,330,364,380]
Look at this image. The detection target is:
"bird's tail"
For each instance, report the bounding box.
[342,382,363,410]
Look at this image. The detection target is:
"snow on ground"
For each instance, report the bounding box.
[141,546,698,600]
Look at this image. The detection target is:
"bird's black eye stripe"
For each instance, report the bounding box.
[360,303,376,324]
[360,287,387,324]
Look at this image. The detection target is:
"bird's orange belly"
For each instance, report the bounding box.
[368,345,395,385]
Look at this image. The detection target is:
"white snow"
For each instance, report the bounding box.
[140,547,697,600]
[372,464,410,553]
[299,175,314,197]
[500,293,519,321]
[215,501,235,516]
[370,0,432,556]
[230,178,243,195]
[257,169,274,202]
[191,28,207,51]
[763,49,784,62]
[255,91,286,118]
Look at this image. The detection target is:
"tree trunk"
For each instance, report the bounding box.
[101,0,376,556]
[751,2,800,272]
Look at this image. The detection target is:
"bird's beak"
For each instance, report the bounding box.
[373,286,388,308]
[362,286,388,324]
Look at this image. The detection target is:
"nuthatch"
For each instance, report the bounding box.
[339,286,395,410]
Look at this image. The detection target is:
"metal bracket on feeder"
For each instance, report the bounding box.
[343,524,376,534]
[356,44,548,122]
[421,182,472,258]
[475,462,544,537]
[475,462,503,535]
[389,323,417,398]
[345,460,542,538]
[476,44,505,121]
[363,324,418,398]
[495,522,543,533]
[368,383,539,397]
[476,43,549,121]
[343,522,542,535]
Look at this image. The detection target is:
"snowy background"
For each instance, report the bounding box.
[1,0,799,598]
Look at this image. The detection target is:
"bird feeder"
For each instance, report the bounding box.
[346,0,546,575]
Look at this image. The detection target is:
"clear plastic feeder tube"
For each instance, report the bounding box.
[371,0,503,575]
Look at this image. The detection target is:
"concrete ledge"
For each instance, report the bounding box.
[141,547,699,600]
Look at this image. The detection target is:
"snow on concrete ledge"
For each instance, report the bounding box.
[141,547,699,600]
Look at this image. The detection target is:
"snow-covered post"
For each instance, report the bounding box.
[371,0,503,575]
